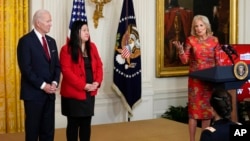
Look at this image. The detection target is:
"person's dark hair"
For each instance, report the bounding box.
[210,88,232,119]
[68,20,91,63]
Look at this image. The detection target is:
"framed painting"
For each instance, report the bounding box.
[156,0,238,77]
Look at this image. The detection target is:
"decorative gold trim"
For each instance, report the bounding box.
[90,0,111,28]
[156,0,238,77]
[230,0,238,44]
[233,61,248,80]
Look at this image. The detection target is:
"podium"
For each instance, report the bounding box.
[189,65,250,122]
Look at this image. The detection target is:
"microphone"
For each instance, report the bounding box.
[221,44,238,64]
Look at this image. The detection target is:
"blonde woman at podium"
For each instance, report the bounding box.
[173,15,222,141]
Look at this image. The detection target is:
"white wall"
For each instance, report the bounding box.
[238,0,250,43]
[30,0,250,128]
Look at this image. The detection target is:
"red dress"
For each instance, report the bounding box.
[179,35,221,119]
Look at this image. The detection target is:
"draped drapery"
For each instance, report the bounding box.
[0,0,29,133]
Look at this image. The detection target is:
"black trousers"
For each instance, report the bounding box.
[66,116,92,141]
[24,98,55,141]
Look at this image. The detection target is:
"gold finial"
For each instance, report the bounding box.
[90,0,111,28]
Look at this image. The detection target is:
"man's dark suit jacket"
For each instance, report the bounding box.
[17,30,60,100]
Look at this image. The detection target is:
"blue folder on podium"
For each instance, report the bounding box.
[189,65,250,90]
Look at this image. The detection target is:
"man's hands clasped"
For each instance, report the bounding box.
[43,83,57,94]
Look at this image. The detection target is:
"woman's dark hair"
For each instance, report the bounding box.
[68,20,91,63]
[210,88,232,119]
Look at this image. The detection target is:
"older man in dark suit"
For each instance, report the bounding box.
[17,9,60,141]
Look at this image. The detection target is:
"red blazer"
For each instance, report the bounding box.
[60,42,103,100]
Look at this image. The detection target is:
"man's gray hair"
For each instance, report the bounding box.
[32,9,49,25]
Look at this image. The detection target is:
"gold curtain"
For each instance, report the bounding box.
[0,0,29,133]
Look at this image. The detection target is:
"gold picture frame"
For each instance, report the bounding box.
[156,0,238,77]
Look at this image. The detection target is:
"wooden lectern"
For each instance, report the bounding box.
[189,65,250,122]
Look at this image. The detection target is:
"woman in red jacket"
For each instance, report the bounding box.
[60,20,103,141]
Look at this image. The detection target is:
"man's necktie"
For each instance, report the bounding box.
[42,36,50,60]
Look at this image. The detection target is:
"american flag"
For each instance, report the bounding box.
[121,46,131,58]
[68,0,87,37]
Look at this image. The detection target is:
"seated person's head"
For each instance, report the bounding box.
[210,88,232,119]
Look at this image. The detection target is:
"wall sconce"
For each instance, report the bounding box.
[90,0,111,28]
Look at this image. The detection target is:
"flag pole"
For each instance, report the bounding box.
[128,112,130,122]
[112,0,142,122]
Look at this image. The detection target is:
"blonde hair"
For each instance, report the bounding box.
[190,15,213,36]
